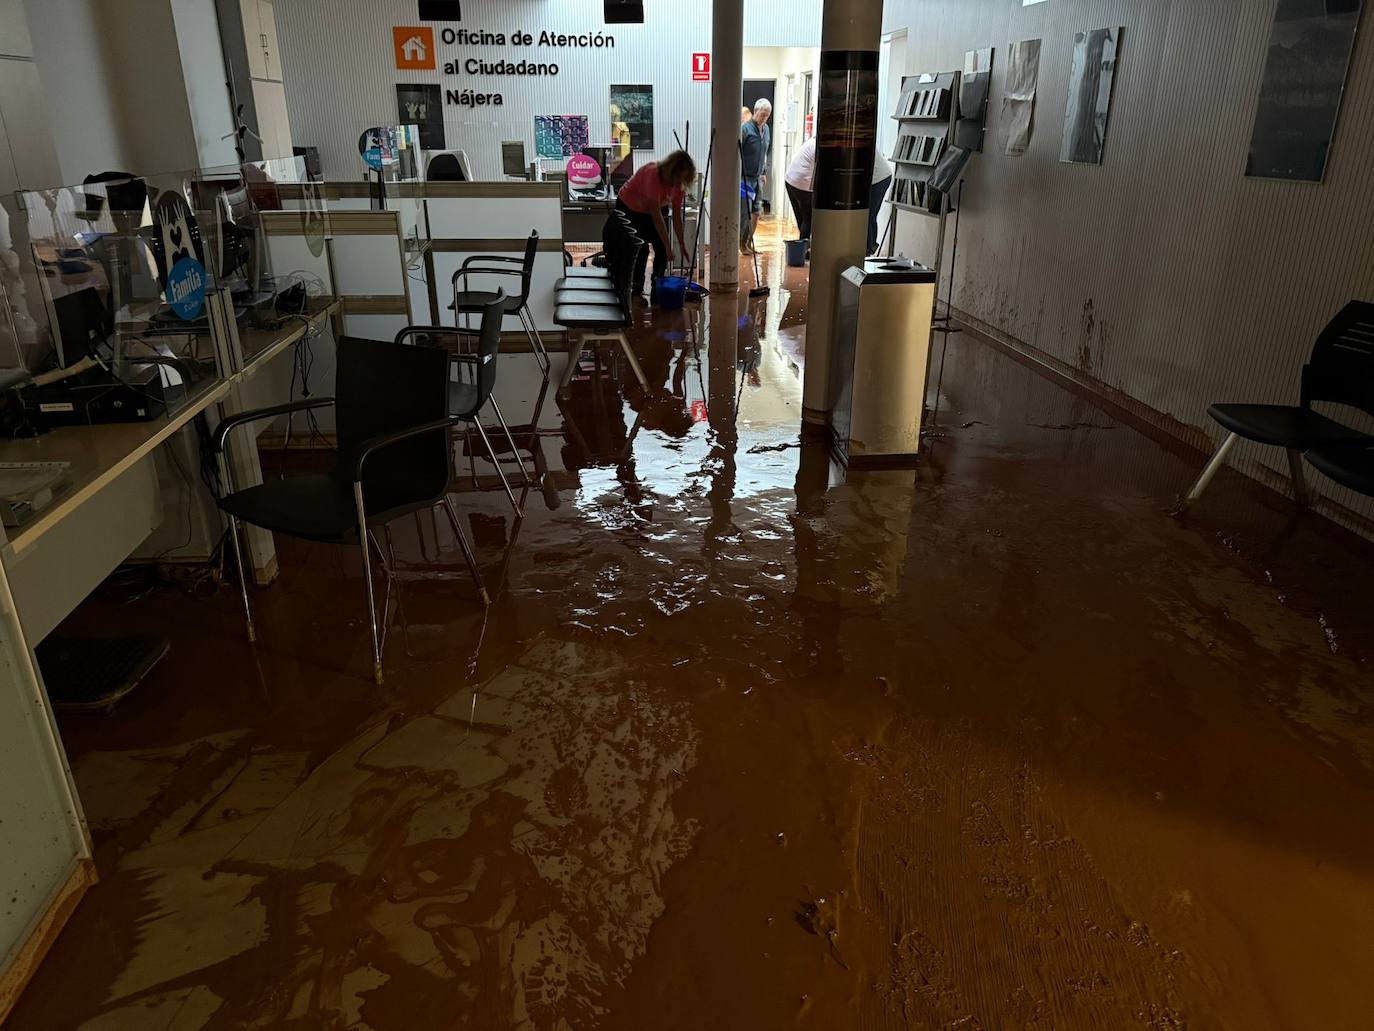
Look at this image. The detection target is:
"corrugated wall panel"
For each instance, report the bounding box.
[884,0,1374,532]
[275,0,820,183]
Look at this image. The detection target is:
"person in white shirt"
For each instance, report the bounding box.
[786,141,893,252]
[869,152,893,253]
[784,137,817,239]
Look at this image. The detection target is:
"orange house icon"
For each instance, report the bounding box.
[393,26,436,70]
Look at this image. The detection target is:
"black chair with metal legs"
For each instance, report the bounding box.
[398,291,531,518]
[557,209,633,287]
[214,336,488,685]
[554,227,649,397]
[1182,301,1374,508]
[450,230,549,375]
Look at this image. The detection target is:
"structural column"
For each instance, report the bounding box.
[709,0,744,291]
[800,0,884,426]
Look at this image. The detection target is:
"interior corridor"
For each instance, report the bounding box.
[10,227,1374,1030]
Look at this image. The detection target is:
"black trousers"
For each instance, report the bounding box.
[614,199,669,295]
[786,183,814,239]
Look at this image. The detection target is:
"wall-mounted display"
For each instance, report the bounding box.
[395,84,445,150]
[1061,27,1123,165]
[956,47,994,151]
[534,115,590,159]
[1246,0,1366,182]
[1003,38,1042,155]
[609,84,654,151]
[815,50,880,211]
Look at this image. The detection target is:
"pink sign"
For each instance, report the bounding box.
[567,153,602,187]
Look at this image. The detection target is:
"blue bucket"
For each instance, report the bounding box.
[786,238,808,267]
[655,275,689,310]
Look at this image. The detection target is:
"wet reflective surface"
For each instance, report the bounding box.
[14,226,1374,1030]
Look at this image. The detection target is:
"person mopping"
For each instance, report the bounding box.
[608,150,696,304]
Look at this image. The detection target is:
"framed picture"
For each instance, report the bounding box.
[1061,27,1123,165]
[395,84,445,150]
[609,84,654,151]
[1247,0,1365,182]
[534,115,590,159]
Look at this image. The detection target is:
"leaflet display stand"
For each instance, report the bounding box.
[880,71,961,314]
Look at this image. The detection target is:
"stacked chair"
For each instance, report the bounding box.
[450,230,550,374]
[553,207,649,397]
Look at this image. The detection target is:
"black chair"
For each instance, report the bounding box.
[555,226,649,397]
[1184,301,1374,507]
[1305,441,1374,499]
[555,210,637,304]
[398,291,531,518]
[450,230,549,374]
[214,336,487,685]
[557,209,632,287]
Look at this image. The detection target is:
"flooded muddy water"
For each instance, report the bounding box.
[12,225,1374,1030]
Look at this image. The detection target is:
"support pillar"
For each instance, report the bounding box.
[709,0,744,291]
[800,0,884,426]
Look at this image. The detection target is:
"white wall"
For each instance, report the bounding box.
[172,0,239,169]
[275,0,821,181]
[24,0,131,183]
[0,0,61,194]
[881,0,1374,531]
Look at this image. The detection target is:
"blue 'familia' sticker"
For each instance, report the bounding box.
[167,256,207,320]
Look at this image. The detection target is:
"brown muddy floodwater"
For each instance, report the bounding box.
[11,226,1374,1030]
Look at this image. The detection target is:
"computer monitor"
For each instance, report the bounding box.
[192,179,256,288]
[608,152,635,191]
[502,140,528,179]
[52,287,112,368]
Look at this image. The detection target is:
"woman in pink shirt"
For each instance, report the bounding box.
[610,150,696,301]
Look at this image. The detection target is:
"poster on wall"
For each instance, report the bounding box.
[955,47,994,151]
[534,115,590,159]
[1060,27,1123,165]
[1003,38,1042,155]
[609,84,654,151]
[1246,0,1365,182]
[396,84,446,150]
[814,50,880,210]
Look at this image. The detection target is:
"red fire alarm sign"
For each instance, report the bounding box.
[692,53,711,81]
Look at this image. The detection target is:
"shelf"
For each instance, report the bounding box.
[892,202,945,219]
[892,158,938,168]
[894,115,948,123]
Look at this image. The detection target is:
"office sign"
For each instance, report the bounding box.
[692,53,711,81]
[151,192,207,321]
[566,153,602,188]
[394,26,437,70]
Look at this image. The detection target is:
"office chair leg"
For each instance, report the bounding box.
[1183,432,1238,507]
[489,398,533,488]
[353,486,385,686]
[475,420,523,517]
[520,305,549,376]
[1286,448,1311,506]
[442,495,490,606]
[616,332,650,390]
[225,515,256,643]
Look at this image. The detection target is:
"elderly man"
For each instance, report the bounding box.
[739,98,772,253]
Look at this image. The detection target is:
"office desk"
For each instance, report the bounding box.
[0,300,340,643]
